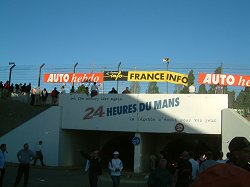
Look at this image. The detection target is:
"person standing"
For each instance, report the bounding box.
[60,85,66,94]
[174,151,192,187]
[30,87,36,105]
[33,141,46,166]
[81,149,102,187]
[147,158,173,187]
[90,82,99,97]
[122,87,131,94]
[14,143,35,187]
[41,88,48,106]
[108,151,123,187]
[0,144,7,187]
[51,87,59,105]
[108,87,118,94]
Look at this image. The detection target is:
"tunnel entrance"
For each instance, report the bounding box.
[141,133,222,172]
[101,134,134,171]
[163,134,221,161]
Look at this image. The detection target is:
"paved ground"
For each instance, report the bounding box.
[3,165,148,187]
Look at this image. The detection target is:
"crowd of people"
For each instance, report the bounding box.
[0,141,46,187]
[0,81,32,98]
[147,136,250,187]
[1,137,250,186]
[0,80,132,106]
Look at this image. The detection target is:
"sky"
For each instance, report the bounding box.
[0,0,249,93]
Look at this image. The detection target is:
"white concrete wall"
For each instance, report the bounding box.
[0,106,61,166]
[222,109,250,158]
[58,130,101,166]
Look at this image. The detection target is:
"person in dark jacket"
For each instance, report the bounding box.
[81,150,102,187]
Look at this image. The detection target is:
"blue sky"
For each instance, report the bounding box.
[0,0,249,93]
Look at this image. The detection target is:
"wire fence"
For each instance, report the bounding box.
[0,63,249,94]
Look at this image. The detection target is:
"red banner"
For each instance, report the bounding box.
[44,73,103,83]
[198,73,250,87]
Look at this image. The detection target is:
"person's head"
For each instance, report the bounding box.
[39,141,43,145]
[23,143,29,151]
[91,149,100,158]
[113,151,119,159]
[180,151,190,160]
[205,151,214,160]
[189,151,195,159]
[216,151,223,160]
[0,144,6,152]
[229,137,250,171]
[158,158,167,169]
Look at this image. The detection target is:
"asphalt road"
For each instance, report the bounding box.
[3,165,148,187]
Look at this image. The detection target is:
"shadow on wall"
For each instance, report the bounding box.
[101,134,134,171]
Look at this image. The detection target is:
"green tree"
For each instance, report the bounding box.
[208,67,222,94]
[207,66,228,94]
[198,84,207,94]
[180,69,195,93]
[130,81,141,93]
[146,82,160,94]
[235,87,250,116]
[228,90,236,108]
[76,84,86,94]
[173,84,183,94]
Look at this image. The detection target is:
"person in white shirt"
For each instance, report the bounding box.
[33,141,46,166]
[188,83,196,94]
[61,85,66,94]
[0,144,7,187]
[108,151,123,187]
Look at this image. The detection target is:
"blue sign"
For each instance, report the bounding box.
[132,136,140,145]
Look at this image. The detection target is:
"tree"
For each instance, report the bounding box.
[180,69,195,94]
[235,87,250,116]
[173,84,183,94]
[228,90,236,108]
[146,82,160,94]
[208,67,221,93]
[198,84,207,94]
[207,66,228,94]
[76,84,86,94]
[130,82,141,93]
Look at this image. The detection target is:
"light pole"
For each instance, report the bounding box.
[116,61,121,92]
[9,62,16,85]
[163,58,170,93]
[102,66,106,94]
[38,63,45,88]
[73,62,78,87]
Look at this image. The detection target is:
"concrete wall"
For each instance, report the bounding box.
[58,130,101,166]
[0,106,61,166]
[222,109,250,158]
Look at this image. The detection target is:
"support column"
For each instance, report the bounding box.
[133,132,142,173]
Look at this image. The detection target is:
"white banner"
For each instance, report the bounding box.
[59,94,228,134]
